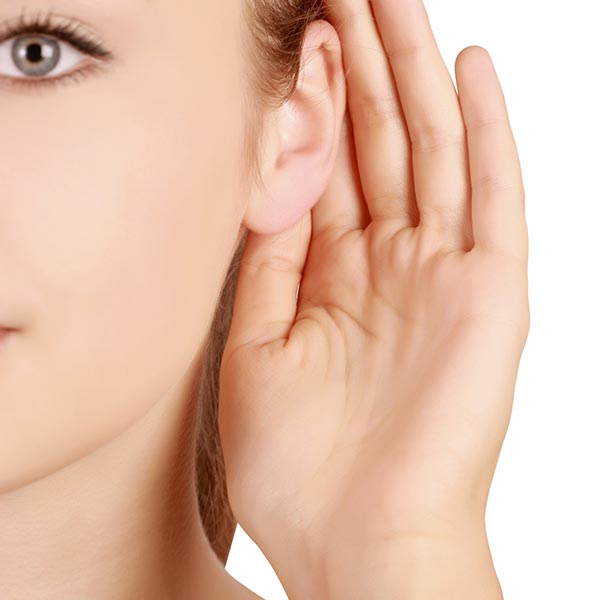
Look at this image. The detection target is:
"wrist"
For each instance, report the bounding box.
[299,515,503,600]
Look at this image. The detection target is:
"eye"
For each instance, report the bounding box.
[0,34,86,81]
[0,11,114,90]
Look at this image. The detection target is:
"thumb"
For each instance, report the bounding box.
[226,210,312,351]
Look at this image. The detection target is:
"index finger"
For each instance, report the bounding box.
[323,0,417,229]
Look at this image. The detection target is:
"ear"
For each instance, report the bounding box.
[242,19,347,236]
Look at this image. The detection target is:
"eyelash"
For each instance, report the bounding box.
[0,9,114,91]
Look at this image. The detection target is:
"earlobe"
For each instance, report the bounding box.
[242,20,346,236]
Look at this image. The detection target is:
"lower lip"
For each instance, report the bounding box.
[0,328,15,348]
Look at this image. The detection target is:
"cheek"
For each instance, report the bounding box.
[0,74,246,492]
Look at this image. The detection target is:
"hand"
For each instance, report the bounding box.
[218,0,529,597]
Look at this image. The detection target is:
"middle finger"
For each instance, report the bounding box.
[371,0,473,249]
[326,0,418,229]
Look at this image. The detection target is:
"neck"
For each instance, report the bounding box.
[0,348,260,600]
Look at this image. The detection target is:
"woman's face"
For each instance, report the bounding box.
[0,0,247,491]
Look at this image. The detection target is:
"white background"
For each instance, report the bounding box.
[226,0,600,598]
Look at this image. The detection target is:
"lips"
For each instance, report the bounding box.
[0,327,17,346]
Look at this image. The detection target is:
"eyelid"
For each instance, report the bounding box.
[0,9,113,56]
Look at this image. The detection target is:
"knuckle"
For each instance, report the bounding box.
[472,173,523,196]
[352,93,405,130]
[466,113,506,131]
[409,123,466,154]
[369,183,412,208]
[418,200,465,230]
[385,38,427,61]
[242,254,296,275]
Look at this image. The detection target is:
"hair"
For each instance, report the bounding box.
[193,0,330,565]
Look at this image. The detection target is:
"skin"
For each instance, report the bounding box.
[219,0,528,598]
[0,0,527,598]
[0,0,340,598]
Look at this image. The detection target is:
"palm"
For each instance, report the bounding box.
[218,0,528,591]
[220,217,526,561]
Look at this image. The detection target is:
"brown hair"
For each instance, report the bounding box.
[194,0,329,564]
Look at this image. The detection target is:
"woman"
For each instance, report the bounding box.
[0,0,528,598]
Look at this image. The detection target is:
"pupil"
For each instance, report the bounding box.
[27,43,43,63]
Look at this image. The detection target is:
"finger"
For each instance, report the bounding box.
[370,0,473,250]
[311,108,371,240]
[323,0,418,229]
[300,22,367,239]
[455,46,527,261]
[227,212,311,350]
